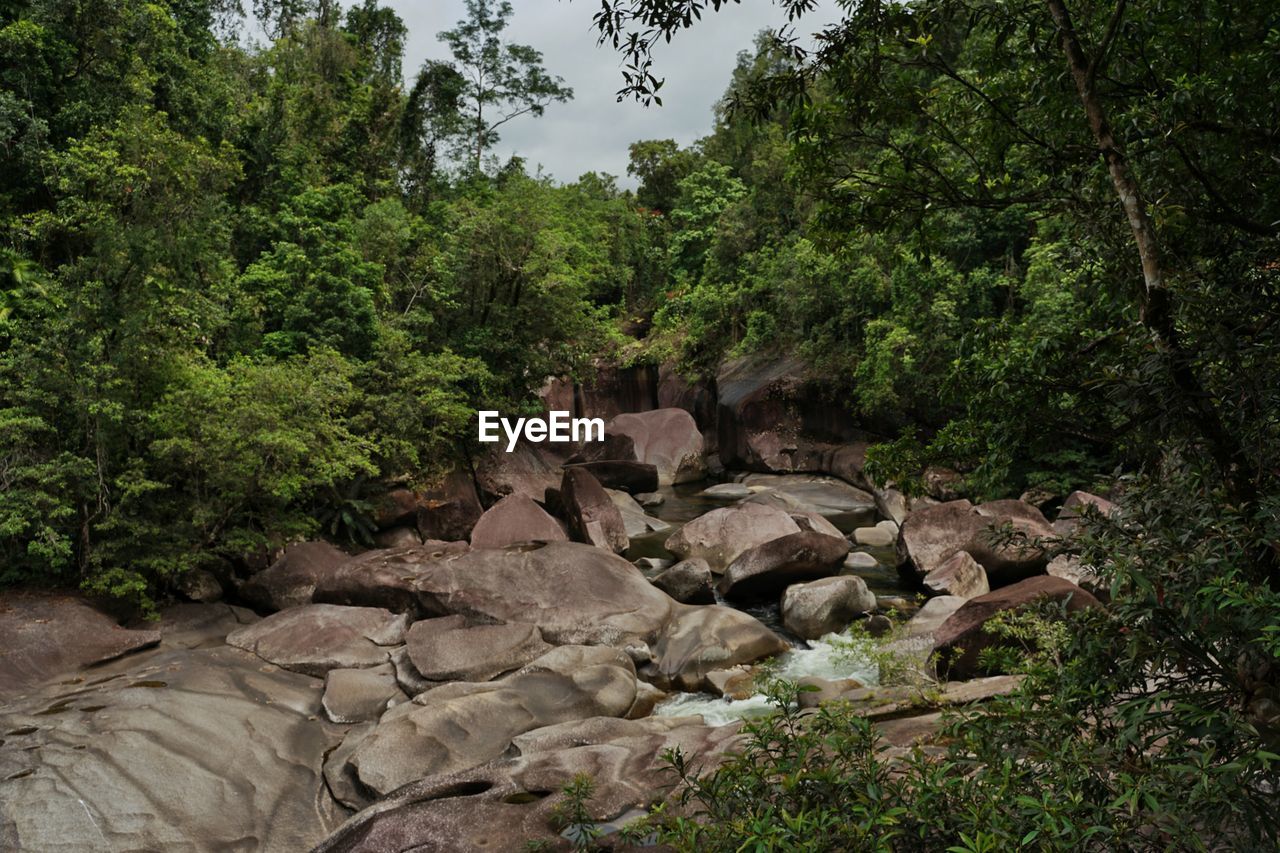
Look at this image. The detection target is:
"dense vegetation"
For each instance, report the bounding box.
[3,0,1279,846]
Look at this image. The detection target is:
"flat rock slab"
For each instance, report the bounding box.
[316,716,742,853]
[404,615,551,683]
[345,646,639,797]
[226,603,408,677]
[0,645,346,852]
[742,473,875,514]
[0,593,161,696]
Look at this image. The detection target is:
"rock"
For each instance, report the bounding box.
[0,645,346,850]
[1053,490,1118,536]
[468,493,568,550]
[343,646,639,796]
[633,556,673,572]
[323,663,407,723]
[226,604,408,677]
[635,491,664,507]
[473,441,565,503]
[922,551,990,600]
[877,519,901,535]
[410,542,675,649]
[561,467,629,553]
[796,675,865,709]
[373,525,422,548]
[607,408,706,485]
[627,681,666,718]
[790,508,848,540]
[176,569,223,603]
[1046,553,1103,592]
[897,499,1056,587]
[874,487,910,526]
[0,593,161,696]
[781,576,876,639]
[403,615,551,683]
[844,551,880,570]
[607,489,671,538]
[569,431,639,464]
[718,531,850,600]
[933,577,1103,678]
[854,526,896,547]
[650,558,715,605]
[372,472,485,542]
[922,466,964,501]
[715,354,862,473]
[905,596,967,636]
[562,460,659,494]
[649,605,789,691]
[314,716,740,853]
[311,542,467,615]
[741,473,876,516]
[700,482,754,500]
[240,540,351,612]
[664,502,802,572]
[864,614,894,637]
[706,666,757,700]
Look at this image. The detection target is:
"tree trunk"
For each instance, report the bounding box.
[1046,0,1251,493]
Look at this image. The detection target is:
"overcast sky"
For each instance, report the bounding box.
[379,1,841,186]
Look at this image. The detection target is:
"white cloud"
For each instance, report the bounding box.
[382,1,842,186]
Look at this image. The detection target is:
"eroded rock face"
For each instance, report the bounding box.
[781,576,876,639]
[608,408,706,486]
[315,716,742,853]
[239,540,350,612]
[718,531,850,600]
[344,646,639,797]
[922,551,990,600]
[0,643,346,852]
[226,604,408,677]
[932,576,1102,678]
[469,493,568,550]
[0,594,160,696]
[403,615,551,684]
[665,502,802,572]
[560,467,629,553]
[897,499,1056,587]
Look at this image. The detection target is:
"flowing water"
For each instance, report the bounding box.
[621,475,918,724]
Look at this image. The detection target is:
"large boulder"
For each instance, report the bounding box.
[0,644,347,851]
[314,716,740,853]
[1053,490,1119,536]
[649,558,715,605]
[469,493,568,550]
[343,646,639,796]
[240,540,350,611]
[922,550,990,600]
[715,354,863,473]
[562,460,659,493]
[322,662,407,723]
[372,470,484,542]
[932,576,1103,678]
[473,441,566,503]
[649,605,790,691]
[781,576,877,639]
[905,595,967,637]
[226,604,408,677]
[898,499,1056,587]
[560,467,629,553]
[717,531,850,600]
[0,593,161,696]
[664,502,802,572]
[403,615,551,684]
[607,408,706,485]
[607,488,671,538]
[741,473,876,517]
[312,542,468,615]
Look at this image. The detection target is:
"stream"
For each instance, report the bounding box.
[623,476,918,725]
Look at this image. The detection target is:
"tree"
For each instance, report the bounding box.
[437,0,573,172]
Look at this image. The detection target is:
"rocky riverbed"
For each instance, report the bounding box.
[0,397,1109,851]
